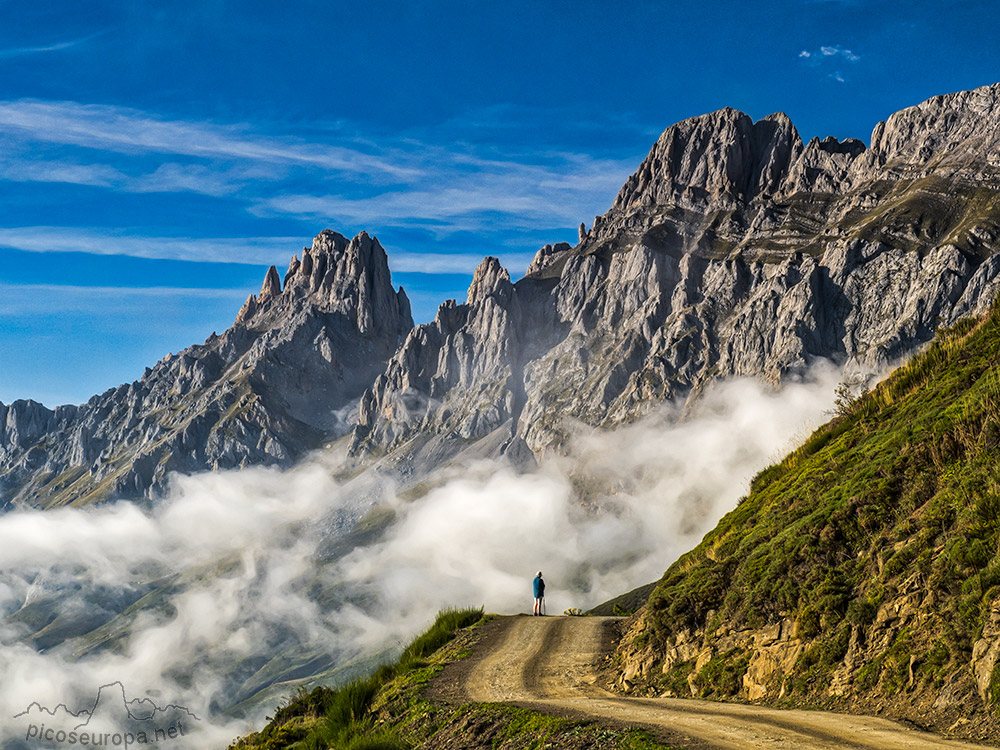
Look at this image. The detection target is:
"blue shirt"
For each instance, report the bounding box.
[533,576,545,598]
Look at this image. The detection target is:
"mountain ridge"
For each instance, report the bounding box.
[2,82,1000,508]
[0,230,412,508]
[352,82,1000,462]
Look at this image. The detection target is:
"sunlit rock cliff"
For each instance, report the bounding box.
[352,83,1000,459]
[3,83,1000,507]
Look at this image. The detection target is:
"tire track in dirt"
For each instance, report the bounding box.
[432,615,993,750]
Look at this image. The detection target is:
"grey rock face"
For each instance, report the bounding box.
[353,83,1000,458]
[780,136,865,196]
[0,231,412,508]
[859,82,1000,176]
[353,257,556,452]
[5,84,1000,508]
[525,242,572,276]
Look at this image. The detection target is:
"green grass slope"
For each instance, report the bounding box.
[621,300,1000,742]
[231,608,677,750]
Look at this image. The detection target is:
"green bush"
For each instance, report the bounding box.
[697,649,749,698]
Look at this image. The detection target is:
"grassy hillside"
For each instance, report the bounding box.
[232,608,676,750]
[622,299,1000,741]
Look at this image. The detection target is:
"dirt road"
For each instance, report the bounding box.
[431,615,993,750]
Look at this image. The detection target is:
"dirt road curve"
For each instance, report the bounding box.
[432,615,992,750]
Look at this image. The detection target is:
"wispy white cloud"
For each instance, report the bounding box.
[260,189,547,226]
[254,156,631,236]
[0,158,127,187]
[247,148,629,235]
[798,44,860,85]
[0,100,414,178]
[130,162,278,197]
[798,43,861,64]
[0,227,301,265]
[0,31,107,59]
[0,155,280,197]
[0,225,535,280]
[821,44,860,61]
[389,251,535,275]
[0,283,247,316]
[0,99,637,243]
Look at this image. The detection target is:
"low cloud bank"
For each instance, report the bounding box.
[0,365,842,747]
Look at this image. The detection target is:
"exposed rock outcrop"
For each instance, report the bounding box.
[0,231,412,508]
[4,84,1000,507]
[352,84,1000,459]
[352,257,557,453]
[525,241,572,276]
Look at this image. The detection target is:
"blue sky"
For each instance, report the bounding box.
[1,0,997,407]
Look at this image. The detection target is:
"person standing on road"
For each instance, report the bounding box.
[533,571,545,616]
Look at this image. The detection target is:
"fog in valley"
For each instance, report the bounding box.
[0,365,844,747]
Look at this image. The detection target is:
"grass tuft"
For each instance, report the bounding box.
[230,607,484,750]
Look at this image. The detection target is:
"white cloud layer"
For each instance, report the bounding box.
[0,100,411,177]
[0,226,538,279]
[0,366,842,748]
[0,283,248,317]
[0,32,107,59]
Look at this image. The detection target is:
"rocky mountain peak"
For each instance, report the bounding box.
[0,400,71,453]
[6,83,1000,510]
[868,83,1000,169]
[609,106,804,217]
[235,293,257,324]
[579,106,834,258]
[238,229,413,338]
[259,265,282,301]
[748,111,801,198]
[577,87,1000,261]
[1,227,416,508]
[526,242,572,276]
[779,134,866,196]
[814,135,867,156]
[312,228,351,256]
[357,83,1000,467]
[467,257,514,306]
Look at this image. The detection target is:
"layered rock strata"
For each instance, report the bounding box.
[352,84,1000,457]
[4,84,1000,507]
